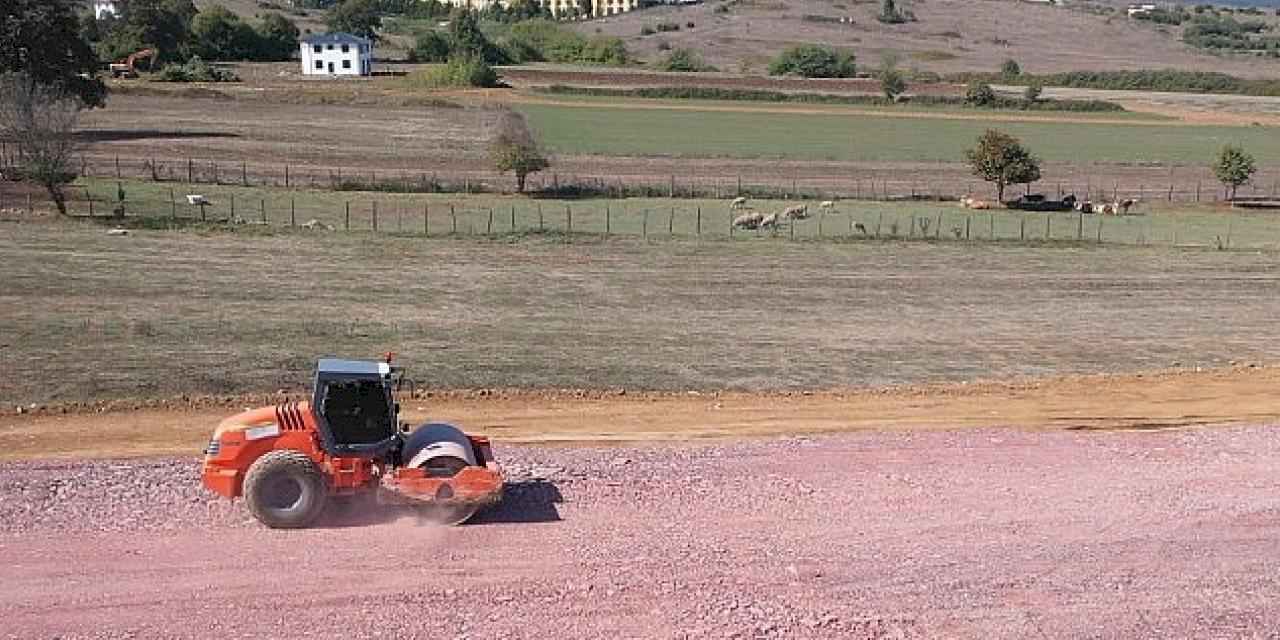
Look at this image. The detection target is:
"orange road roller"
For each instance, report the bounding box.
[201,357,503,528]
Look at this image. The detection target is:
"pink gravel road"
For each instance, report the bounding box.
[2,425,1279,639]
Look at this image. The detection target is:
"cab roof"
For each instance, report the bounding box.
[316,358,390,377]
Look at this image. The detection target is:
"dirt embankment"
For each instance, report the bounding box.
[3,365,1277,461]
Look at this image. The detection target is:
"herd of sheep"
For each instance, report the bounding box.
[730,198,840,230]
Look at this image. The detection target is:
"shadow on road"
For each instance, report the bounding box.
[312,480,564,528]
[76,129,240,143]
[473,480,563,525]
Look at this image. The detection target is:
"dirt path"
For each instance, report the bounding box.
[3,423,1278,638]
[4,366,1278,461]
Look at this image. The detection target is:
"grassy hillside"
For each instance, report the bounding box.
[578,0,1280,77]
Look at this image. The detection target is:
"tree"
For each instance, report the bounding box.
[98,0,198,64]
[328,0,381,41]
[1023,82,1043,102]
[658,48,715,72]
[189,6,260,60]
[767,45,856,78]
[1213,144,1256,200]
[878,0,910,24]
[1001,58,1021,77]
[408,30,452,62]
[964,81,997,107]
[489,110,549,193]
[965,129,1042,203]
[448,7,503,63]
[256,13,301,61]
[0,73,82,215]
[0,0,106,107]
[879,52,906,101]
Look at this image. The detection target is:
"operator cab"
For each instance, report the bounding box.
[312,358,400,457]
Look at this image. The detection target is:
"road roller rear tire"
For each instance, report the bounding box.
[243,450,328,529]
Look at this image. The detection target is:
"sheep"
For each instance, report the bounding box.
[781,204,809,220]
[759,212,780,229]
[818,200,836,211]
[301,218,335,231]
[732,211,764,230]
[854,222,868,235]
[729,196,750,210]
[965,199,993,210]
[1119,198,1139,215]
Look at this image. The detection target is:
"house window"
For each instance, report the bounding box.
[341,44,350,53]
[313,45,322,54]
[342,59,351,69]
[315,60,323,70]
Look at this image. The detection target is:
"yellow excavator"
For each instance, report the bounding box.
[109,48,157,78]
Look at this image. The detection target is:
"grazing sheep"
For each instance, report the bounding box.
[729,196,749,210]
[759,212,780,229]
[1119,198,1139,215]
[854,222,868,235]
[732,211,765,230]
[781,204,809,220]
[966,199,993,210]
[301,218,335,231]
[818,200,836,211]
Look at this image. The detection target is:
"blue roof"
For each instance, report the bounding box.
[301,32,371,46]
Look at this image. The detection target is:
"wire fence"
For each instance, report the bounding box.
[21,187,1279,251]
[52,152,1280,205]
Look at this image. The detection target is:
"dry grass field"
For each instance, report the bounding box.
[3,222,1280,406]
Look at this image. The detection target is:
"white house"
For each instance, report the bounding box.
[300,33,373,77]
[93,0,119,19]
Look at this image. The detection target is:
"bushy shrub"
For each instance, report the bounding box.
[767,44,856,78]
[153,56,240,82]
[657,48,717,72]
[509,19,628,65]
[408,56,498,88]
[655,21,681,32]
[964,81,996,106]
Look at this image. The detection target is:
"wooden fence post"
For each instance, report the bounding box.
[1045,214,1050,240]
[169,188,176,219]
[487,208,493,234]
[1097,217,1103,243]
[989,213,995,240]
[230,194,235,220]
[345,202,350,230]
[510,205,515,231]
[260,199,266,224]
[187,158,193,183]
[451,204,457,234]
[285,165,290,188]
[291,198,296,226]
[372,201,378,231]
[424,204,429,235]
[965,215,971,240]
[566,205,572,233]
[1019,216,1025,241]
[696,207,701,236]
[86,188,94,217]
[605,205,611,235]
[668,207,674,235]
[643,210,648,238]
[242,162,248,186]
[537,203,543,231]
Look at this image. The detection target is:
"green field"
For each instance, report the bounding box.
[73,178,1280,251]
[516,103,1276,164]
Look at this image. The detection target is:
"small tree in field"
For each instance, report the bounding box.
[879,52,906,101]
[0,73,81,215]
[965,129,1041,203]
[489,110,549,193]
[1213,144,1256,200]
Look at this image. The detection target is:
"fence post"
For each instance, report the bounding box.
[260,199,266,224]
[566,205,572,233]
[1019,216,1025,241]
[187,158,193,183]
[27,194,32,216]
[230,194,235,220]
[242,162,248,187]
[989,213,995,240]
[169,188,176,219]
[1196,181,1201,202]
[487,208,493,235]
[1168,184,1174,202]
[451,205,457,234]
[86,188,94,217]
[605,205,611,235]
[965,215,971,240]
[291,198,296,226]
[537,203,543,231]
[424,204,429,236]
[790,218,795,241]
[1045,214,1050,240]
[372,201,378,232]
[1077,212,1083,241]
[668,207,674,236]
[345,202,350,231]
[876,212,883,238]
[696,207,701,236]
[1097,217,1103,243]
[669,175,675,198]
[115,155,120,178]
[285,165,290,188]
[397,205,404,232]
[643,210,648,238]
[510,205,516,231]
[736,175,742,196]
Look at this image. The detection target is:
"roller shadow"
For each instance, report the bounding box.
[471,480,563,525]
[312,480,563,528]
